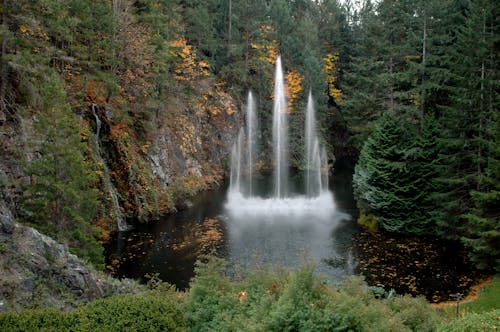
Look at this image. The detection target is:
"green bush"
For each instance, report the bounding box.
[358,209,379,232]
[0,294,186,332]
[0,308,73,331]
[437,309,500,332]
[75,295,186,332]
[182,258,440,332]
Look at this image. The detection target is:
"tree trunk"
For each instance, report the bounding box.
[0,0,8,112]
[229,0,232,44]
[389,56,394,111]
[477,9,486,189]
[420,6,427,126]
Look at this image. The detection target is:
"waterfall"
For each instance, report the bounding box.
[272,56,289,198]
[91,104,129,232]
[246,92,257,196]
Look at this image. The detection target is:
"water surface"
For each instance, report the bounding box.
[105,159,359,288]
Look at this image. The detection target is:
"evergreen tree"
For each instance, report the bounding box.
[21,73,102,266]
[462,103,500,272]
[353,113,439,235]
[432,0,498,243]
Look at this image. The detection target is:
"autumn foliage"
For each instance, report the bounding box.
[323,52,342,103]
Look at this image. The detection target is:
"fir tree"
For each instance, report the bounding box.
[21,74,103,266]
[463,111,500,272]
[353,113,439,235]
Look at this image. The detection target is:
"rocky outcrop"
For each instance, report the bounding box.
[0,205,139,312]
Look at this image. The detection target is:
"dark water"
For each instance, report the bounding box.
[105,159,360,289]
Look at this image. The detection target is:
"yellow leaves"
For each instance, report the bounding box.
[20,25,29,34]
[19,24,49,41]
[404,54,420,61]
[250,25,279,65]
[175,114,199,156]
[323,53,342,103]
[193,84,236,117]
[170,37,210,81]
[286,69,303,111]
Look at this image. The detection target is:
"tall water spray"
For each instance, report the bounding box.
[321,146,329,192]
[246,92,257,196]
[305,91,325,197]
[272,56,289,198]
[226,56,333,218]
[230,128,244,193]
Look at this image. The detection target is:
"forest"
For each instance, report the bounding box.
[0,0,498,330]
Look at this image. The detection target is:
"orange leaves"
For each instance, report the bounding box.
[85,80,107,105]
[170,37,210,81]
[250,25,280,65]
[323,53,342,103]
[110,120,131,144]
[174,114,200,156]
[19,24,49,41]
[238,291,249,303]
[193,83,237,118]
[286,69,303,111]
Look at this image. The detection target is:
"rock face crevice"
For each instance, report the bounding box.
[0,201,138,312]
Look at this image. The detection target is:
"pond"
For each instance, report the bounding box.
[105,158,360,289]
[105,158,480,302]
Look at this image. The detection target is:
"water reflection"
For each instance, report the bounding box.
[105,161,359,289]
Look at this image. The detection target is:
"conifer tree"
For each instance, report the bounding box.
[463,105,500,272]
[21,73,102,266]
[353,113,439,235]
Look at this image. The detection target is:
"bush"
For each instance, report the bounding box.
[358,209,378,232]
[182,258,440,332]
[437,309,500,332]
[75,295,186,332]
[0,294,186,332]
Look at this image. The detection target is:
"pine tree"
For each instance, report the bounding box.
[353,113,439,235]
[462,101,500,272]
[432,0,498,244]
[21,73,102,266]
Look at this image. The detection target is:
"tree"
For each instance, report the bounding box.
[353,113,439,235]
[431,0,498,243]
[462,103,500,272]
[21,73,102,266]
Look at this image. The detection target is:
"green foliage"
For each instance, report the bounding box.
[19,72,102,267]
[0,308,72,331]
[358,209,378,232]
[353,113,439,235]
[183,257,439,332]
[459,276,500,315]
[462,112,500,272]
[74,295,186,331]
[0,294,187,332]
[437,309,500,332]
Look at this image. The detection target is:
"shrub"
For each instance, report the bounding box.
[437,309,500,332]
[0,294,186,332]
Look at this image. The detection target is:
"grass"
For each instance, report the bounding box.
[460,275,500,314]
[436,274,500,321]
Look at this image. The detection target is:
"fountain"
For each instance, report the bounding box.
[226,56,333,217]
[246,92,257,196]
